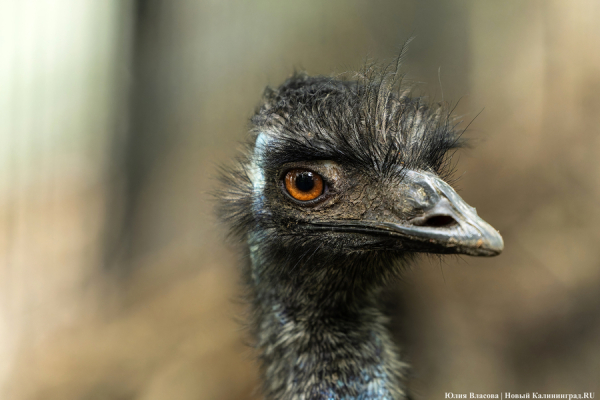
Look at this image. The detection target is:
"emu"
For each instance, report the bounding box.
[217,65,503,399]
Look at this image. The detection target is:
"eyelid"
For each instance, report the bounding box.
[279,161,340,182]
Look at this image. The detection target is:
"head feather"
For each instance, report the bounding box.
[216,60,466,239]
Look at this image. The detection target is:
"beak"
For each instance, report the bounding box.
[376,170,504,256]
[314,170,504,257]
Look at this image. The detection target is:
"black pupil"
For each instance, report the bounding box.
[295,172,315,192]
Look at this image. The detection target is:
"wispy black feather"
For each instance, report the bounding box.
[254,73,463,176]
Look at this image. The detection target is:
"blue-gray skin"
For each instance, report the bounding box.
[217,70,503,400]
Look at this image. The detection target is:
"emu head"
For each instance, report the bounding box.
[218,72,503,293]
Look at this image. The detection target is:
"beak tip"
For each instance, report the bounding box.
[476,230,504,257]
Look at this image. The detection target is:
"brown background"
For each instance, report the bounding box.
[1,1,599,399]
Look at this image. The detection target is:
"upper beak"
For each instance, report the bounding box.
[313,170,504,257]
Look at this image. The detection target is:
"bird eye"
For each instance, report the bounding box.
[284,169,324,202]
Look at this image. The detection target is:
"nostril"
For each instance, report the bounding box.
[421,215,457,228]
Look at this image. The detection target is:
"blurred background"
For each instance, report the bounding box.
[1,1,599,399]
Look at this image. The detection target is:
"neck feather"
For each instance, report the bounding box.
[248,236,410,400]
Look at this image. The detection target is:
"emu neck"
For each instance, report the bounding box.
[249,244,409,399]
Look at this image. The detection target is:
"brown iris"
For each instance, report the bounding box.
[284,169,324,202]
